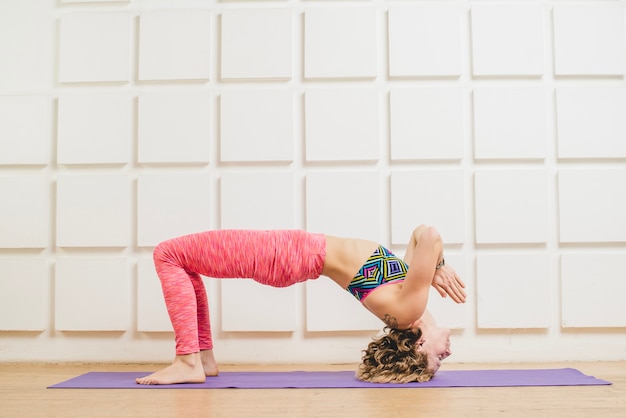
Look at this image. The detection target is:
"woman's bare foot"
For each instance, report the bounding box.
[200,349,219,376]
[136,353,206,385]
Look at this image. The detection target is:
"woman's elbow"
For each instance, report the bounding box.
[421,226,442,249]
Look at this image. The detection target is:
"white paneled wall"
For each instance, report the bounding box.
[304,7,378,79]
[0,96,51,164]
[138,91,211,163]
[220,90,294,162]
[221,9,292,80]
[59,12,132,83]
[388,4,462,77]
[471,4,545,76]
[553,4,626,76]
[55,258,130,331]
[0,0,625,364]
[556,87,626,159]
[138,11,212,81]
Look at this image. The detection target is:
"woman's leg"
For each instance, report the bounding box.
[136,237,215,385]
[189,272,219,376]
[136,230,325,385]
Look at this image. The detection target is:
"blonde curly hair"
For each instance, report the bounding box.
[356,326,435,383]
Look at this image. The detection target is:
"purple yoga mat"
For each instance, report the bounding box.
[48,368,610,389]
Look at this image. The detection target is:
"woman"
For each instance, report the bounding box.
[136,225,466,385]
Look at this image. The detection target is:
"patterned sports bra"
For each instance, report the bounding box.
[347,245,408,301]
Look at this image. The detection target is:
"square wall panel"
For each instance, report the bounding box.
[0,258,47,331]
[306,277,380,332]
[306,171,381,241]
[474,170,549,244]
[553,4,625,76]
[220,172,294,229]
[59,12,131,83]
[56,174,130,247]
[221,8,292,80]
[477,253,550,329]
[55,258,129,331]
[556,87,626,159]
[138,91,211,163]
[221,280,297,332]
[0,95,50,165]
[137,173,211,247]
[390,87,464,161]
[304,7,377,79]
[0,0,53,91]
[0,176,49,248]
[558,169,626,243]
[388,4,462,77]
[471,5,544,76]
[138,11,211,81]
[58,94,131,165]
[390,170,465,245]
[561,253,626,328]
[137,257,174,333]
[425,254,467,330]
[305,88,379,162]
[473,87,548,160]
[220,90,293,162]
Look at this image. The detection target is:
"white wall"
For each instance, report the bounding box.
[0,0,625,364]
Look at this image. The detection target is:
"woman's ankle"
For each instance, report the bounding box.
[175,352,200,367]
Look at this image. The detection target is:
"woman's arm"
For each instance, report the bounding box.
[403,226,443,290]
[404,225,466,303]
[404,225,443,266]
[396,226,444,320]
[432,264,466,303]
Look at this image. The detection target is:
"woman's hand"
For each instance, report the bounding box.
[431,265,466,303]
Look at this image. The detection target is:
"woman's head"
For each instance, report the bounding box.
[417,325,452,374]
[356,327,435,383]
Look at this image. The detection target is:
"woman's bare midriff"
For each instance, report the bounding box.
[321,235,380,289]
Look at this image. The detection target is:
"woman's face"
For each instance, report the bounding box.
[417,326,452,373]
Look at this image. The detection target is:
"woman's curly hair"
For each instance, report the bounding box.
[356,326,435,383]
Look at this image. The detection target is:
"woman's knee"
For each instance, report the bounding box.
[153,239,176,264]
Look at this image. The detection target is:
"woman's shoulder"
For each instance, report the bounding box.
[361,283,420,329]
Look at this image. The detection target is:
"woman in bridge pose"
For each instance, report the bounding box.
[136,225,465,385]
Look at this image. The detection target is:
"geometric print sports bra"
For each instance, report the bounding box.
[346,245,408,301]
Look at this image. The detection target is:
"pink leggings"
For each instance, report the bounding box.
[152,230,326,355]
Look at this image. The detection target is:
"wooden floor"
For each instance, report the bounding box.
[0,362,624,418]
